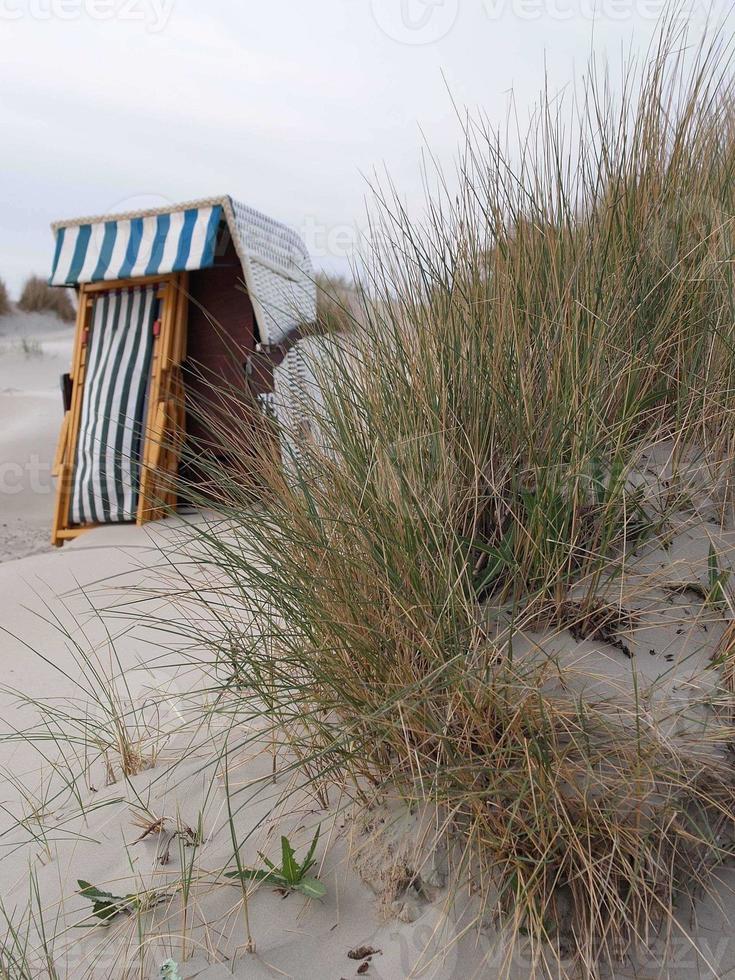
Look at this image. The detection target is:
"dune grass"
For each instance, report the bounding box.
[314,272,362,335]
[17,276,75,322]
[167,25,735,977]
[0,277,10,317]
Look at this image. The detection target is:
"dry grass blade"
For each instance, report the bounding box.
[714,619,735,698]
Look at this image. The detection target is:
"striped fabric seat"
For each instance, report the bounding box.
[71,286,158,524]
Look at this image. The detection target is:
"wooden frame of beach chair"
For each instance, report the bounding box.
[51,272,189,547]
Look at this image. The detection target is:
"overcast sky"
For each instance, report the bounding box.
[1,0,731,296]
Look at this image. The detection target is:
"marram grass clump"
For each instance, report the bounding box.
[18,275,75,322]
[0,276,10,317]
[181,28,735,978]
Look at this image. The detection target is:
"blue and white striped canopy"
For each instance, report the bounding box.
[49,196,317,345]
[50,204,223,286]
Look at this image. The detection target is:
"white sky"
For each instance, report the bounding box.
[0,0,731,295]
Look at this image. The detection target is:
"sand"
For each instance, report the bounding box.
[4,513,735,978]
[0,310,75,561]
[2,311,735,978]
[0,521,501,980]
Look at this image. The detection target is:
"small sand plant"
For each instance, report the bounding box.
[225,826,325,899]
[0,868,62,980]
[2,606,167,801]
[77,880,149,924]
[19,336,42,357]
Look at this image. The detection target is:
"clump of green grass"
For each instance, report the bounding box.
[177,24,735,977]
[17,276,75,322]
[0,276,11,317]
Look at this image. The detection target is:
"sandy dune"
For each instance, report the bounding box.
[0,522,500,980]
[2,513,735,978]
[0,315,492,976]
[2,311,735,978]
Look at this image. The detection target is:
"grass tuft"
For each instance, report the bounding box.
[0,276,11,317]
[314,273,362,335]
[175,24,735,976]
[17,276,75,322]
